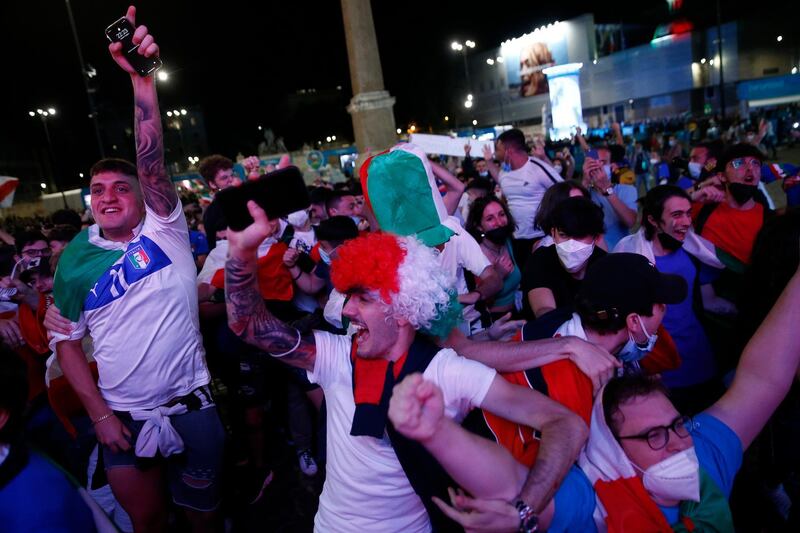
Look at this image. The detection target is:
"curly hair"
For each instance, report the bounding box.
[198,154,233,186]
[331,232,462,338]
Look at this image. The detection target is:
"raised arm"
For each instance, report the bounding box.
[225,201,317,371]
[430,160,466,216]
[706,260,800,449]
[108,6,177,217]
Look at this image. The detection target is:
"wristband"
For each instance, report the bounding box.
[92,412,114,426]
[515,500,539,533]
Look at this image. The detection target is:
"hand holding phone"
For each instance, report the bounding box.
[105,6,162,77]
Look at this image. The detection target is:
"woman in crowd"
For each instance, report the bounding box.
[465,195,522,320]
[532,180,595,251]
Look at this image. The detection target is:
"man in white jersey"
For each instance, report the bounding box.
[45,7,224,532]
[483,128,563,267]
[225,203,587,532]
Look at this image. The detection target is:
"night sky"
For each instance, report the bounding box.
[0,0,795,192]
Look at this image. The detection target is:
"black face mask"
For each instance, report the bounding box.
[483,225,513,245]
[728,183,758,205]
[657,231,684,251]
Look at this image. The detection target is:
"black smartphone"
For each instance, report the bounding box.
[216,166,310,232]
[104,17,162,77]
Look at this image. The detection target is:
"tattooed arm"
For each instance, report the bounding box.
[108,6,177,217]
[225,200,317,371]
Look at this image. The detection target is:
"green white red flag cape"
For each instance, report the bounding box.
[52,227,125,322]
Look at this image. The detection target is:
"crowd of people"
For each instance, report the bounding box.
[3,7,800,533]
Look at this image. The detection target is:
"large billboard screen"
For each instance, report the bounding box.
[543,63,586,140]
[501,23,569,97]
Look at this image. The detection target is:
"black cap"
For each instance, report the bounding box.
[577,253,687,320]
[315,216,358,243]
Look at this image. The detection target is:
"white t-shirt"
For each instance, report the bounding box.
[440,217,491,323]
[499,159,563,239]
[308,330,496,533]
[51,203,209,411]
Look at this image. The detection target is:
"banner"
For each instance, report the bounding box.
[408,134,494,158]
[0,177,20,208]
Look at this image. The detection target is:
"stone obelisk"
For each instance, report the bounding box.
[340,0,397,153]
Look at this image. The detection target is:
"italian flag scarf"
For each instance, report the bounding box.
[52,228,124,322]
[578,384,733,532]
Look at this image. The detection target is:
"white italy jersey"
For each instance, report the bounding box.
[51,202,210,411]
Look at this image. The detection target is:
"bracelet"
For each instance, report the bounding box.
[269,328,302,357]
[92,412,114,426]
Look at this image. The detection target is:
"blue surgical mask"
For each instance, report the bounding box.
[688,161,702,179]
[479,171,489,177]
[603,164,612,179]
[319,247,333,265]
[617,315,658,363]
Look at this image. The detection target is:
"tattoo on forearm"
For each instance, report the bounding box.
[225,255,316,369]
[134,90,178,216]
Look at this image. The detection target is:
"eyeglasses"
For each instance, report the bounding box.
[617,415,694,451]
[22,247,51,258]
[729,158,761,171]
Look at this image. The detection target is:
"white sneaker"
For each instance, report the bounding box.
[298,449,318,476]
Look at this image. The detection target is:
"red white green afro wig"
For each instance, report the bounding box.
[330,231,463,338]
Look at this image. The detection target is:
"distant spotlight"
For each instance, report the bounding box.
[472,119,478,126]
[166,111,173,117]
[709,59,714,66]
[173,109,180,115]
[180,109,187,115]
[471,134,477,139]
[79,172,84,178]
[157,71,169,81]
[464,100,473,108]
[451,41,460,51]
[496,56,504,63]
[793,67,798,75]
[592,59,598,65]
[326,136,332,142]
[47,108,56,115]
[409,125,416,132]
[258,125,262,130]
[486,58,494,65]
[444,115,449,121]
[777,35,783,42]
[700,57,706,64]
[629,99,634,104]
[396,128,402,134]
[465,40,476,48]
[40,183,46,189]
[794,122,800,129]
[28,111,35,117]
[467,94,473,101]
[332,135,337,141]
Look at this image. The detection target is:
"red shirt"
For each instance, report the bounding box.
[693,201,764,265]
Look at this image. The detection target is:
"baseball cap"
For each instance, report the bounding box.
[577,253,687,320]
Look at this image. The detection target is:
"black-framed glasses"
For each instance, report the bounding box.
[617,415,693,451]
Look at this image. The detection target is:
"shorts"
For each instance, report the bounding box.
[102,404,226,512]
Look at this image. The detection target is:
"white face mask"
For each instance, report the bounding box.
[287,209,309,228]
[553,164,563,174]
[633,447,700,503]
[650,157,660,166]
[603,164,613,179]
[688,161,702,179]
[555,239,594,273]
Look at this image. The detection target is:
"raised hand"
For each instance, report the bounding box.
[108,6,159,76]
[389,373,445,443]
[226,201,280,254]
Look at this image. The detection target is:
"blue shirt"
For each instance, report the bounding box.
[655,248,718,387]
[0,450,96,533]
[553,413,743,528]
[189,230,209,259]
[591,184,638,250]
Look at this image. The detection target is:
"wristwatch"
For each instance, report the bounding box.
[515,500,539,532]
[602,186,614,197]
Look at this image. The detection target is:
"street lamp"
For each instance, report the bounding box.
[157,71,169,81]
[450,38,476,107]
[28,107,60,194]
